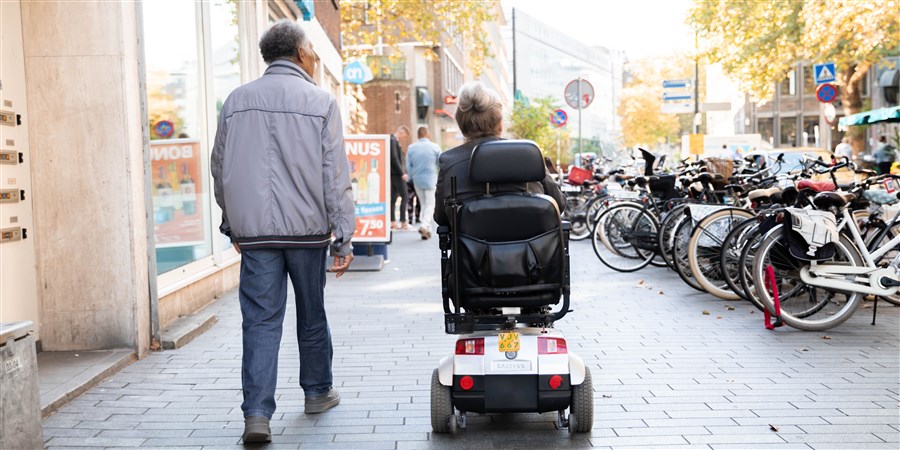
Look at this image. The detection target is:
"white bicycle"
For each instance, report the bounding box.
[751,191,900,331]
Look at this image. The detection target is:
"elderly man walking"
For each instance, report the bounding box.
[211,20,355,444]
[405,126,441,239]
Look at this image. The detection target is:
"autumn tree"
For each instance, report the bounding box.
[689,0,900,150]
[618,56,700,149]
[508,97,573,164]
[340,0,494,76]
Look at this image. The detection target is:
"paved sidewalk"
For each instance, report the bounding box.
[43,232,900,449]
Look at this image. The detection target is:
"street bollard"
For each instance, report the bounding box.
[0,321,44,449]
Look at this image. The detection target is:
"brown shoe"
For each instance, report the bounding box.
[242,416,271,444]
[305,389,341,414]
[418,227,429,240]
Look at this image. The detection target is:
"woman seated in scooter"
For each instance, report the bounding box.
[433,81,565,226]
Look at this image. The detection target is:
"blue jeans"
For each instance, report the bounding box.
[238,247,333,419]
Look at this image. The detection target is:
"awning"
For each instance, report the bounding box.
[839,105,900,128]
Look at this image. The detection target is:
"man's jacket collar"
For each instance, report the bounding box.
[264,60,316,86]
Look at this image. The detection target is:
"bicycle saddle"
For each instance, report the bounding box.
[813,191,856,209]
[697,173,713,184]
[797,180,836,193]
[748,187,782,201]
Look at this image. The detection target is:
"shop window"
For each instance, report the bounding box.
[211,0,242,252]
[780,116,798,147]
[758,118,774,145]
[144,1,212,274]
[443,52,463,95]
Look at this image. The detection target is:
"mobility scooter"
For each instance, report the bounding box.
[431,140,593,433]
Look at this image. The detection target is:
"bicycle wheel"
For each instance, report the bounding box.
[592,204,659,272]
[671,216,705,292]
[657,203,689,269]
[719,218,759,302]
[866,219,900,305]
[751,228,864,331]
[567,194,591,241]
[737,225,768,311]
[688,208,755,300]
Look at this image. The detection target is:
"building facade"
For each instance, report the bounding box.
[0,0,342,362]
[503,8,623,151]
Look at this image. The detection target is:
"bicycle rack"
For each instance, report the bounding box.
[764,265,784,330]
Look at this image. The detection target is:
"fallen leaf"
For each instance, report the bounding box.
[769,424,779,432]
[716,316,722,319]
[702,310,710,315]
[637,279,645,286]
[800,348,809,352]
[602,394,612,398]
[862,304,872,309]
[749,309,755,314]
[821,335,831,340]
[658,290,665,295]
[726,379,735,383]
[726,305,736,311]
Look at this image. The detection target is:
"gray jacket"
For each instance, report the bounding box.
[211,61,355,256]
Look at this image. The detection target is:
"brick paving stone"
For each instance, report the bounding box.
[41,234,899,448]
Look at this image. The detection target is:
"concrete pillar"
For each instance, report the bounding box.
[20,1,151,354]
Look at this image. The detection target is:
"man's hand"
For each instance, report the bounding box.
[232,242,241,254]
[402,174,409,182]
[328,254,354,278]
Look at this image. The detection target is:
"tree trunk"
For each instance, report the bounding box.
[839,63,870,154]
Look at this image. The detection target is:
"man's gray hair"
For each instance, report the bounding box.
[455,82,503,141]
[259,19,309,64]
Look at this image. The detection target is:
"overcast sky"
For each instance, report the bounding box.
[502,0,695,60]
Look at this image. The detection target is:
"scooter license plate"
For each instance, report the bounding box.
[498,332,520,352]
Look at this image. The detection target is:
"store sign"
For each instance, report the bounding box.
[345,135,391,243]
[150,139,204,245]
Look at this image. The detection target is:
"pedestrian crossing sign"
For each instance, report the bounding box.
[814,63,836,84]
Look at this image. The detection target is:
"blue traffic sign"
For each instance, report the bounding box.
[551,109,568,127]
[662,79,692,89]
[814,62,836,84]
[816,83,837,103]
[154,120,174,139]
[663,92,692,101]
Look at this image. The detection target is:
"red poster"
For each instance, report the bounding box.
[345,135,391,242]
[150,139,204,245]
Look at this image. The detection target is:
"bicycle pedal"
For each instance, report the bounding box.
[879,276,900,288]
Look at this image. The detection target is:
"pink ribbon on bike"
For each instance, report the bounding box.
[764,264,784,330]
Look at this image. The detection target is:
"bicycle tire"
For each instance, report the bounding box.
[671,216,705,292]
[751,227,864,331]
[688,208,755,300]
[592,204,659,272]
[719,217,759,302]
[657,203,689,269]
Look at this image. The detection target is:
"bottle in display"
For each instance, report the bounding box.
[367,158,380,204]
[180,163,196,215]
[350,161,358,202]
[357,161,368,204]
[156,166,174,223]
[170,162,183,210]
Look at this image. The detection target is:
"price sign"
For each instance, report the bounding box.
[345,135,391,243]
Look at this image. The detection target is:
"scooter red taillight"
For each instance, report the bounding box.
[538,337,567,354]
[455,338,484,355]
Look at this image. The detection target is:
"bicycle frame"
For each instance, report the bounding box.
[798,207,900,296]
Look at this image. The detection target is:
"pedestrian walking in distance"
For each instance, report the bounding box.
[211,19,355,444]
[390,126,412,231]
[406,126,442,239]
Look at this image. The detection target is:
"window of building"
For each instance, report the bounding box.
[758,118,774,145]
[443,51,463,95]
[145,1,211,275]
[802,65,815,97]
[780,69,797,97]
[780,116,798,147]
[144,0,245,280]
[802,116,818,146]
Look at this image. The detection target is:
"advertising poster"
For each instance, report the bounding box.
[345,135,391,243]
[150,139,205,246]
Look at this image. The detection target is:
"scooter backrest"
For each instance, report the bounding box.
[469,140,546,184]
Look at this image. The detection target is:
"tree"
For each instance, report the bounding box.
[507,97,572,164]
[340,0,494,76]
[689,0,900,150]
[617,56,700,149]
